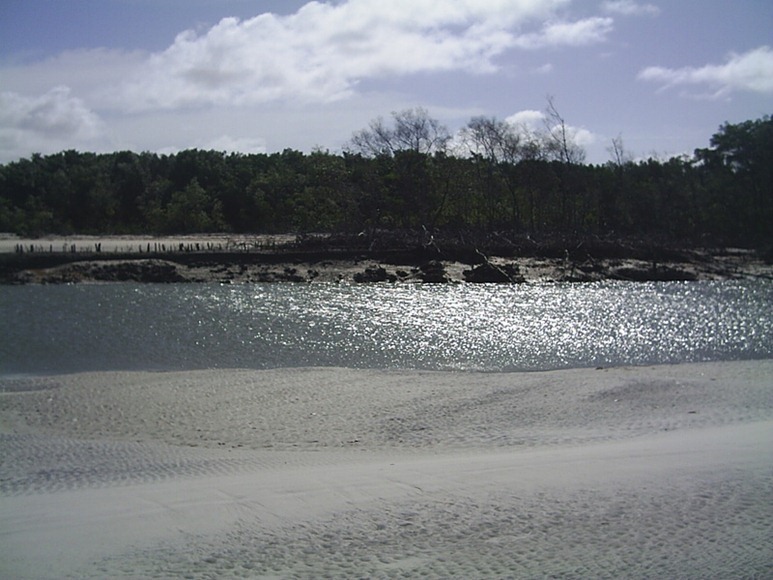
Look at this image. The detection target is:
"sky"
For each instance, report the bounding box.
[1,0,771,165]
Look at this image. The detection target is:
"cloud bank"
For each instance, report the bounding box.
[109,0,619,110]
[0,0,623,161]
[2,0,622,117]
[2,0,767,165]
[0,87,106,158]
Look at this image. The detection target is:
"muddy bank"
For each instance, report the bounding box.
[1,234,771,284]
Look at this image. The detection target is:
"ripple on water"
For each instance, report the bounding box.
[1,280,771,374]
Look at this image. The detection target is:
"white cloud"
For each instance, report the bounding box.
[505,109,598,146]
[570,126,598,147]
[0,87,103,139]
[0,1,611,143]
[601,0,660,17]
[506,109,545,128]
[513,17,614,49]
[108,0,570,110]
[0,87,108,160]
[2,0,598,161]
[638,45,773,96]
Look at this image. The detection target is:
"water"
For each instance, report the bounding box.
[1,281,771,375]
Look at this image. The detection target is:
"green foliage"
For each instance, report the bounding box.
[0,115,770,246]
[164,178,226,233]
[694,115,773,244]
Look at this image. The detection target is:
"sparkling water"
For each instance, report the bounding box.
[1,280,771,375]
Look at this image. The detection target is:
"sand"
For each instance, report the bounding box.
[0,234,296,255]
[4,233,773,284]
[1,361,772,578]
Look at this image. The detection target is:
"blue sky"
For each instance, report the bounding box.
[1,0,771,164]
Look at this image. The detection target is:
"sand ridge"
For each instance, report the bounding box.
[2,362,771,455]
[1,361,772,578]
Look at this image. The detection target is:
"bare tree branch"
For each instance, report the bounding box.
[544,95,586,164]
[348,107,450,157]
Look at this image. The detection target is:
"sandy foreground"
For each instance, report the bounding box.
[1,361,772,579]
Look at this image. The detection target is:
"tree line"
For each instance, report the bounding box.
[0,109,770,247]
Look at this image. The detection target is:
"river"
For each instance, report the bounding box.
[1,280,771,375]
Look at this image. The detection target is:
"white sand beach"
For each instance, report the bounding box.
[1,361,772,578]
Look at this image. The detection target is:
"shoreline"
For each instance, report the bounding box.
[2,361,772,577]
[1,233,771,283]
